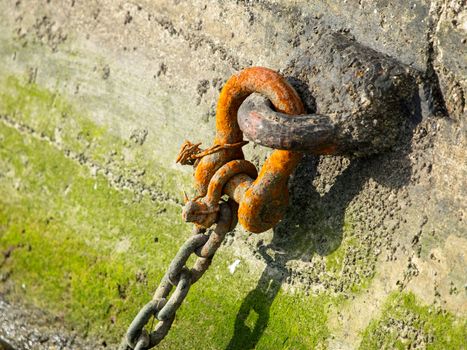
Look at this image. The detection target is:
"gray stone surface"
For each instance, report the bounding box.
[0,0,465,349]
[0,299,105,350]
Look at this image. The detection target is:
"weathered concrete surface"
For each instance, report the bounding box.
[0,299,106,349]
[0,0,465,349]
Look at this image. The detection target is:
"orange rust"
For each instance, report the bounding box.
[182,67,305,233]
[183,160,257,229]
[238,150,301,233]
[204,160,257,207]
[194,67,304,197]
[224,173,253,204]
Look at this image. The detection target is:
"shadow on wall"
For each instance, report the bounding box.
[225,85,423,349]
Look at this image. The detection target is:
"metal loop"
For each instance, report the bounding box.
[193,228,213,257]
[238,94,337,154]
[191,67,305,233]
[157,269,192,321]
[191,203,232,283]
[182,159,256,230]
[147,314,175,347]
[190,257,212,283]
[134,330,150,350]
[126,300,159,348]
[166,234,208,285]
[199,203,232,258]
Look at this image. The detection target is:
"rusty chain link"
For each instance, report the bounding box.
[119,202,235,350]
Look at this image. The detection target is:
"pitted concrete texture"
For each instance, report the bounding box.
[0,0,465,349]
[0,298,105,350]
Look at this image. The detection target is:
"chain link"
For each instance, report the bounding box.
[120,202,234,350]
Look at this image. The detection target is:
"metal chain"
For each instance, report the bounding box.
[119,201,235,350]
[121,66,306,349]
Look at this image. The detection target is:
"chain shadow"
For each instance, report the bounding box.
[225,89,422,349]
[224,263,284,350]
[224,157,367,350]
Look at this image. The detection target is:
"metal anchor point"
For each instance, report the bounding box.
[122,62,414,349]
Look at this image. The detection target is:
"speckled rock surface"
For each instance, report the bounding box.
[0,299,105,350]
[0,0,465,349]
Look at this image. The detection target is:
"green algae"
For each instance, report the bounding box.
[0,75,189,201]
[0,121,331,348]
[325,221,356,274]
[359,292,466,350]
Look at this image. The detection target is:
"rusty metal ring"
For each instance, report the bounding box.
[238,94,338,154]
[183,159,257,229]
[189,67,305,233]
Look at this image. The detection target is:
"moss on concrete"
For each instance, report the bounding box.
[0,75,190,202]
[325,222,356,274]
[0,118,332,348]
[359,292,466,349]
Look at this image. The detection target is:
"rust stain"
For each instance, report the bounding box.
[179,67,305,233]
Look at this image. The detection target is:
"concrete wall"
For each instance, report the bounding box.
[0,0,465,349]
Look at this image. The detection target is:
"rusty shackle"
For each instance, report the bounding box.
[178,67,305,233]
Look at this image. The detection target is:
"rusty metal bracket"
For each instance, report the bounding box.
[179,67,305,233]
[179,42,417,232]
